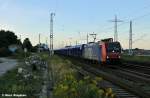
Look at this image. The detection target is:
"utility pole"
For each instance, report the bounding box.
[48,13,55,98]
[39,33,41,44]
[76,41,78,45]
[61,41,64,48]
[87,33,89,44]
[110,15,123,42]
[20,35,21,41]
[50,12,55,56]
[39,33,41,52]
[46,37,48,45]
[129,21,133,55]
[69,37,72,46]
[90,32,97,42]
[78,31,82,44]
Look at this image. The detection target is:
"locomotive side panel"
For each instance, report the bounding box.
[83,43,100,61]
[101,42,107,63]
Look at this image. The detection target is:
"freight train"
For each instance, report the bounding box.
[54,38,121,64]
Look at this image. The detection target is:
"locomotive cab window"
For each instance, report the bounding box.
[107,42,121,53]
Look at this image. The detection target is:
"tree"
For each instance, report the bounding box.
[135,48,139,50]
[23,38,33,52]
[0,30,21,48]
[0,30,22,56]
[32,45,39,52]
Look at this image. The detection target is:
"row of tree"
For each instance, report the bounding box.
[0,30,21,48]
[0,30,34,56]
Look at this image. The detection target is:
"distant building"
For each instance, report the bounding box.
[123,48,150,56]
[38,43,49,52]
[8,44,22,53]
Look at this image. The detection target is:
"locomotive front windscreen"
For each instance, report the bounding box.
[107,42,121,53]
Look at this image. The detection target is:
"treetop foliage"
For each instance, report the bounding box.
[0,30,21,48]
[23,38,33,51]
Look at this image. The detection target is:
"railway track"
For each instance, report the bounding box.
[110,63,150,97]
[60,55,150,98]
[103,67,150,94]
[112,65,150,82]
[118,63,150,75]
[83,65,150,98]
[70,63,140,98]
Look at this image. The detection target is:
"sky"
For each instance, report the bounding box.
[0,0,150,49]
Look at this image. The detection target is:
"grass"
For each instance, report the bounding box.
[48,55,115,98]
[121,54,150,63]
[1,52,115,98]
[48,55,76,84]
[0,55,44,98]
[9,51,32,62]
[0,66,43,97]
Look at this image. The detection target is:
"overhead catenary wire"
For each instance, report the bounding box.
[98,4,150,34]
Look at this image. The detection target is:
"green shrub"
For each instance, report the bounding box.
[53,74,114,98]
[12,51,31,60]
[121,54,150,63]
[0,47,12,57]
[49,55,115,98]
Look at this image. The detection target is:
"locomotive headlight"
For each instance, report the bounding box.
[107,56,109,59]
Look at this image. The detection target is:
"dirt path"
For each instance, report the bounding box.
[0,58,18,76]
